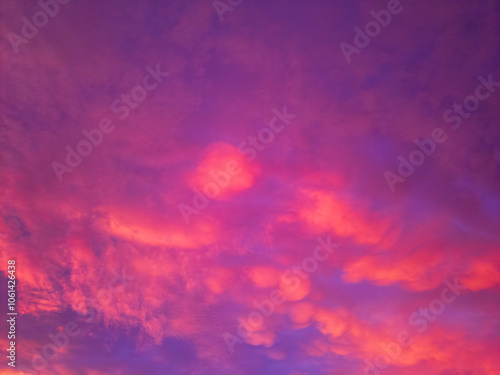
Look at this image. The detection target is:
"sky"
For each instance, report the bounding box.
[1,0,500,374]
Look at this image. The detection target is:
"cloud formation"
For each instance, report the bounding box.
[1,0,499,374]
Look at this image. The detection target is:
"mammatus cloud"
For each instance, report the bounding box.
[1,0,499,374]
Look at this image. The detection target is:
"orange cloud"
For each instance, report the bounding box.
[188,142,259,200]
[314,308,349,338]
[280,276,311,301]
[289,302,315,324]
[97,205,218,249]
[342,249,444,290]
[296,188,396,246]
[5,252,62,315]
[205,267,234,295]
[248,266,281,288]
[246,330,276,347]
[462,257,500,291]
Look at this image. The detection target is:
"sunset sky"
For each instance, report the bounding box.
[1,0,500,374]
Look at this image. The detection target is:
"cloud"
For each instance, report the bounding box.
[1,0,499,374]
